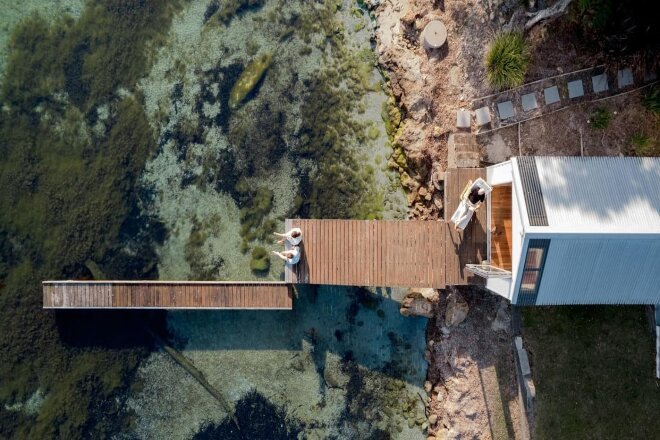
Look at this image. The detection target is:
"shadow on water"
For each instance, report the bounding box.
[54,310,168,349]
[193,389,302,440]
[166,285,428,386]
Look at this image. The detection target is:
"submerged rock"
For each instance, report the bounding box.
[229,53,273,109]
[84,259,107,280]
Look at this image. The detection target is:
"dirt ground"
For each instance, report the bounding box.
[372,0,492,175]
[425,287,522,440]
[478,90,660,160]
[526,17,604,81]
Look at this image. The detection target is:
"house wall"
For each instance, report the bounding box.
[510,179,524,300]
[487,160,513,186]
[531,235,660,305]
[486,277,512,298]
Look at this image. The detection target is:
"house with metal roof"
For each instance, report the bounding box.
[466,156,660,306]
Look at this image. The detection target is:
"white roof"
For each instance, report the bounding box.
[517,156,660,233]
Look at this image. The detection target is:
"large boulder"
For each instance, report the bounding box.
[400,288,438,318]
[407,287,440,301]
[490,301,511,332]
[444,292,469,327]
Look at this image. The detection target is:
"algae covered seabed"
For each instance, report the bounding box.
[0,1,424,438]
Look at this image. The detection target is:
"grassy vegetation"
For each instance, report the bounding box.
[590,107,612,129]
[485,32,530,90]
[631,133,658,156]
[522,307,660,440]
[642,85,660,114]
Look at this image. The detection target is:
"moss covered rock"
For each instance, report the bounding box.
[229,53,273,109]
[250,246,270,273]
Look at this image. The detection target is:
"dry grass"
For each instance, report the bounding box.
[515,89,660,157]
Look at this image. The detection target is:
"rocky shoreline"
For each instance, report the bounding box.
[368,0,493,221]
[369,0,523,438]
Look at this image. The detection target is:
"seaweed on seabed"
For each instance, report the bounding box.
[236,184,277,252]
[249,246,270,274]
[293,73,383,220]
[204,0,267,26]
[193,389,302,440]
[0,1,181,438]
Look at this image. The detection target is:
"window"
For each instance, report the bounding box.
[518,239,550,305]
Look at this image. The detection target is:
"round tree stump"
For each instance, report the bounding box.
[422,20,447,49]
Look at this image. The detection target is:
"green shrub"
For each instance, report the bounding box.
[642,85,660,114]
[631,134,657,156]
[485,32,530,90]
[590,107,611,129]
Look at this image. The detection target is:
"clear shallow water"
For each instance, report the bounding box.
[129,286,427,438]
[139,0,407,281]
[130,1,426,437]
[0,1,424,438]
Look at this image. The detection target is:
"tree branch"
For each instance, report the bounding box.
[524,0,573,30]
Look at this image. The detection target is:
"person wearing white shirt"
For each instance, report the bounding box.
[274,227,302,246]
[272,246,301,265]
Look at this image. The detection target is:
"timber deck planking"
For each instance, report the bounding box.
[282,169,486,288]
[42,281,293,309]
[490,185,513,270]
[283,218,485,288]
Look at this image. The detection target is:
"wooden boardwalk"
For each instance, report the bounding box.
[42,281,293,309]
[43,168,487,309]
[284,168,486,288]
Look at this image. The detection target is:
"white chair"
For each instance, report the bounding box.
[450,178,492,231]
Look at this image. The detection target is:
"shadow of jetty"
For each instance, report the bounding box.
[166,285,428,385]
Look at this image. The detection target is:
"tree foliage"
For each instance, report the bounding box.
[572,0,658,53]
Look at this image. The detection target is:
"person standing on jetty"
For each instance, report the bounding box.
[274,227,302,246]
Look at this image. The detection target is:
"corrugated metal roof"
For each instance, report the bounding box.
[517,157,548,226]
[535,237,660,305]
[521,157,660,232]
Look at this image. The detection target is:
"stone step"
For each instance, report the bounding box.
[469,63,658,132]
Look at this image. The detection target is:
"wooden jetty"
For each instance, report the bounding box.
[42,281,293,309]
[43,168,486,309]
[284,169,486,288]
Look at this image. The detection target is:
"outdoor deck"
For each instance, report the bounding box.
[42,281,293,309]
[490,185,513,270]
[444,168,488,281]
[284,168,487,288]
